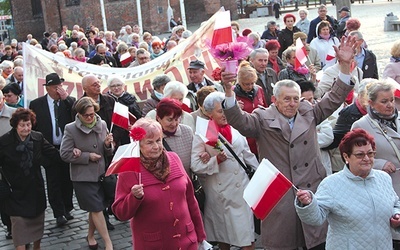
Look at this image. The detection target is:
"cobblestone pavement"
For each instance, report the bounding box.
[2,1,400,249]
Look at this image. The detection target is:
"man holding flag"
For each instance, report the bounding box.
[221,36,357,250]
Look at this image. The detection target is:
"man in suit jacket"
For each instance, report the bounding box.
[186,60,224,110]
[249,48,279,106]
[220,36,357,250]
[29,73,75,227]
[0,90,16,239]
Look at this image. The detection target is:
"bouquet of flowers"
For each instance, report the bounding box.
[209,42,253,62]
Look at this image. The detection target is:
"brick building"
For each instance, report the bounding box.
[11,0,238,42]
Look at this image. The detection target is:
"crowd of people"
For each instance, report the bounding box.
[1,3,400,250]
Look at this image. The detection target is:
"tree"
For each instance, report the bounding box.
[0,0,11,16]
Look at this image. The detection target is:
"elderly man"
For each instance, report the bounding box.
[120,25,133,44]
[29,73,76,227]
[186,59,223,110]
[336,6,351,38]
[249,48,279,106]
[307,5,337,43]
[348,30,378,79]
[220,36,357,250]
[89,44,117,67]
[6,66,23,92]
[0,90,16,239]
[128,48,150,67]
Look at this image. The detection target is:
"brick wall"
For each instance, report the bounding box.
[11,0,237,42]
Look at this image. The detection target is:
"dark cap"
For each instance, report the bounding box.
[44,73,64,86]
[187,60,205,70]
[338,6,350,13]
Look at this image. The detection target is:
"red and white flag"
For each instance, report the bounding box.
[120,52,133,67]
[326,47,336,61]
[243,158,293,220]
[211,10,233,48]
[295,37,307,69]
[195,116,218,145]
[106,141,141,176]
[112,102,129,130]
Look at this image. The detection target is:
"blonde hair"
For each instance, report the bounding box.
[238,61,257,83]
[391,39,400,58]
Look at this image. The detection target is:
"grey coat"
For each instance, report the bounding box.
[224,78,353,249]
[60,114,113,182]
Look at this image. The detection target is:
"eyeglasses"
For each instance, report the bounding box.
[352,151,376,159]
[81,113,95,118]
[110,84,123,89]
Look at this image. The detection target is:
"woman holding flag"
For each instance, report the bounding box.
[60,97,114,250]
[191,92,259,250]
[112,118,207,249]
[295,129,400,249]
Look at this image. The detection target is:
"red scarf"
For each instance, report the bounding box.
[206,120,232,147]
[355,98,367,115]
[269,58,280,74]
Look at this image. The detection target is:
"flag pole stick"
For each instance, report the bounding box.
[139,173,141,185]
[292,185,299,192]
[110,123,114,133]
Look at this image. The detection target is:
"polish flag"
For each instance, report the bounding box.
[112,102,129,130]
[243,158,293,220]
[326,47,336,61]
[120,52,133,67]
[211,10,233,48]
[195,116,218,146]
[106,141,141,176]
[295,38,307,69]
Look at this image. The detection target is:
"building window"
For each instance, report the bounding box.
[31,0,43,17]
[66,0,80,6]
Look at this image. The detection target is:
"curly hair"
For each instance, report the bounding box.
[10,108,36,129]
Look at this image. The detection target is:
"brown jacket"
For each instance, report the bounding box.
[224,78,353,249]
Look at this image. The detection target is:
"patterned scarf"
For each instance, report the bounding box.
[368,106,398,131]
[140,149,170,182]
[15,133,33,176]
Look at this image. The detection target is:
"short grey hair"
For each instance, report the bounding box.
[163,81,188,98]
[107,75,125,87]
[203,92,225,113]
[367,80,395,102]
[58,43,68,51]
[116,42,128,54]
[298,9,308,15]
[267,21,276,29]
[273,80,301,97]
[182,30,192,39]
[0,60,13,69]
[249,48,269,60]
[152,75,171,90]
[348,30,363,40]
[284,47,296,61]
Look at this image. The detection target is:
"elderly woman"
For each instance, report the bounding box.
[310,21,340,71]
[351,81,400,248]
[234,61,266,156]
[265,40,285,75]
[190,86,216,124]
[112,42,128,68]
[295,9,310,35]
[295,128,400,250]
[73,48,87,62]
[107,75,142,120]
[2,83,23,108]
[383,39,400,84]
[0,108,59,249]
[112,118,206,249]
[191,92,259,250]
[1,60,13,79]
[248,32,265,50]
[146,80,195,131]
[150,40,164,60]
[261,20,279,41]
[142,75,171,116]
[60,97,114,250]
[279,47,316,83]
[324,78,376,172]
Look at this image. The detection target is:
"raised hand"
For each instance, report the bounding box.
[334,36,357,75]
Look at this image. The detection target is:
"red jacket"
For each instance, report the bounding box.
[112,152,206,249]
[234,84,267,155]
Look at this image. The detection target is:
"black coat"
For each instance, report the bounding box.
[107,92,143,120]
[0,130,59,217]
[278,26,301,57]
[29,95,76,145]
[361,49,379,79]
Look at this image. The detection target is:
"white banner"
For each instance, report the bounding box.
[22,9,224,106]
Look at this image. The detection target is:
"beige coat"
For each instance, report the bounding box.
[224,79,353,250]
[60,114,113,182]
[191,127,259,247]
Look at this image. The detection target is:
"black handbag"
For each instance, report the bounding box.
[162,138,206,213]
[99,174,117,203]
[0,169,11,201]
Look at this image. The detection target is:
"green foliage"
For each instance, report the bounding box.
[0,0,11,16]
